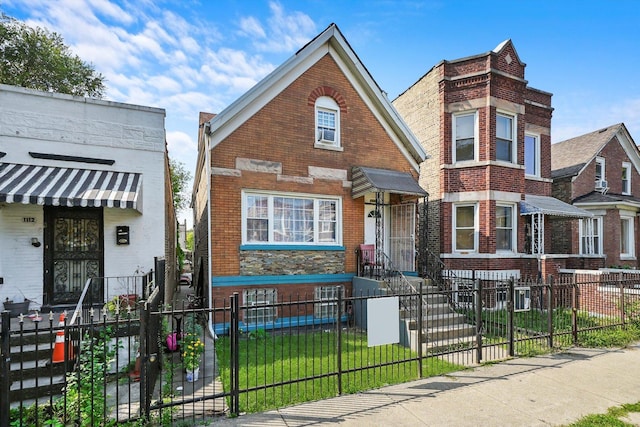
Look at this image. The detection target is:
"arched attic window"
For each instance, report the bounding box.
[315,96,341,150]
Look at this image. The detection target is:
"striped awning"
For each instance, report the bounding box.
[352,166,427,199]
[0,163,142,211]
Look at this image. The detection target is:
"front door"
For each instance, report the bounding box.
[390,204,416,272]
[44,207,104,305]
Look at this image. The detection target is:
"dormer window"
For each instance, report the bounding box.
[622,162,631,195]
[315,96,341,150]
[595,157,606,190]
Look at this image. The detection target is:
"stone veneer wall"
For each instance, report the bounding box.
[240,251,345,275]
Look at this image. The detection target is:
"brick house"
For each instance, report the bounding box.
[551,123,640,268]
[393,40,594,282]
[192,24,427,331]
[0,84,175,311]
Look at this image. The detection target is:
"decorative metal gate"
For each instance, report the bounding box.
[390,203,416,272]
[44,207,104,305]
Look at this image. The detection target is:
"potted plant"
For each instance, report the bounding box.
[182,334,205,382]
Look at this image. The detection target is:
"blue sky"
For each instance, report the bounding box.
[3,1,640,226]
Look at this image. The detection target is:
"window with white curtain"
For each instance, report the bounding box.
[243,191,341,245]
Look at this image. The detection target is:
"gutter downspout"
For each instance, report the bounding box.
[204,124,217,339]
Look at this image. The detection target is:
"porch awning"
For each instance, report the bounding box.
[520,195,592,218]
[352,166,427,199]
[0,162,142,211]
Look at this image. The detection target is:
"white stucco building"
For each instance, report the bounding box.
[0,84,169,310]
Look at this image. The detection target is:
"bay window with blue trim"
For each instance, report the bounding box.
[242,191,342,246]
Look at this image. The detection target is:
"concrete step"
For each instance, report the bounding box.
[425,303,456,315]
[407,312,468,330]
[424,323,477,342]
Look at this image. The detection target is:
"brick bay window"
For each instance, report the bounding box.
[243,288,277,325]
[453,111,477,162]
[496,112,516,163]
[454,203,478,252]
[314,286,342,319]
[243,191,342,245]
[315,96,341,150]
[496,204,515,252]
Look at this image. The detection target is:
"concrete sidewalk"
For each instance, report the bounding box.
[209,343,640,426]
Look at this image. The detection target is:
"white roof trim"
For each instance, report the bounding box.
[205,24,427,171]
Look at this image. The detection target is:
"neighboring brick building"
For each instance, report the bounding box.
[0,84,174,310]
[551,123,640,268]
[393,40,594,281]
[192,24,428,332]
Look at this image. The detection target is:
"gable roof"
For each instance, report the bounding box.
[203,23,427,170]
[551,123,639,179]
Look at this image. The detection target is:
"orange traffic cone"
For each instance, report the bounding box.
[52,313,74,363]
[129,351,141,382]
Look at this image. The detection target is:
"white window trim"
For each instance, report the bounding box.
[496,111,517,164]
[315,96,342,151]
[595,157,606,189]
[579,217,603,255]
[453,203,478,252]
[242,190,343,245]
[622,162,632,195]
[452,111,478,163]
[496,203,516,253]
[524,132,541,177]
[620,213,635,259]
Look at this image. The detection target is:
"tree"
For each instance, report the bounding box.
[0,13,105,97]
[169,158,192,213]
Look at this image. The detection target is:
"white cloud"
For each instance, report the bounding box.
[239,16,266,38]
[252,1,317,52]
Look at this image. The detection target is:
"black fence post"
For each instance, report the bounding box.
[418,280,423,378]
[508,278,515,357]
[230,293,240,417]
[572,283,578,345]
[139,301,150,422]
[619,273,625,325]
[475,277,483,363]
[337,287,343,395]
[547,275,554,349]
[1,311,10,427]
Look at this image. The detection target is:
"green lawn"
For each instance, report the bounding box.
[216,330,462,413]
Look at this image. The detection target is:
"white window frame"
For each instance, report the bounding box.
[496,203,516,253]
[496,111,517,163]
[453,203,478,252]
[524,133,540,177]
[314,285,342,319]
[315,96,341,150]
[452,111,478,163]
[243,288,277,325]
[622,162,631,195]
[242,191,342,245]
[620,213,635,259]
[579,217,602,255]
[595,157,606,189]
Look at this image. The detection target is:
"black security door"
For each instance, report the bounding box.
[44,207,104,305]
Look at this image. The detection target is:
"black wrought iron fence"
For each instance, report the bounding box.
[3,272,640,425]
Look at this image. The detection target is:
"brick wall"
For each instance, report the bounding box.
[208,53,418,280]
